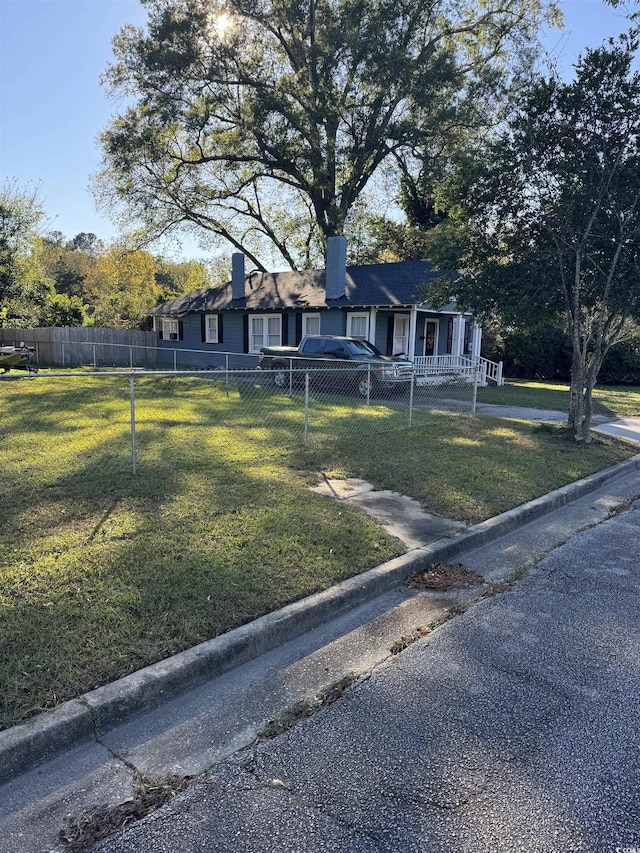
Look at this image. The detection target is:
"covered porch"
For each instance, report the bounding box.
[366,306,503,387]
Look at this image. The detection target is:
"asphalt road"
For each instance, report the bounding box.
[98,501,640,853]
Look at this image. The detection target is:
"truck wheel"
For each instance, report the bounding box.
[357,373,374,399]
[271,363,288,389]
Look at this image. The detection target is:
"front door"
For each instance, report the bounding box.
[423,320,438,356]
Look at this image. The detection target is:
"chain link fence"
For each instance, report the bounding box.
[1,365,478,485]
[41,340,260,371]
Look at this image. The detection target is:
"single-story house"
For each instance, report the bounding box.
[148,237,501,380]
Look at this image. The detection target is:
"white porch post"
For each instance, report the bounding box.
[451,315,459,357]
[471,323,482,362]
[368,308,377,346]
[408,306,418,361]
[453,314,464,359]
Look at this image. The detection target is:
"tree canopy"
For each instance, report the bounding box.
[604,0,639,19]
[39,238,212,329]
[0,182,47,314]
[426,33,640,441]
[0,187,211,330]
[97,0,559,270]
[0,181,70,326]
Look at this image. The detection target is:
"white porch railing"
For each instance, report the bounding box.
[478,356,504,386]
[413,355,504,386]
[413,355,474,371]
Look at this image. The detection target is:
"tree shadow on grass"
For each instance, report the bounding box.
[0,416,402,731]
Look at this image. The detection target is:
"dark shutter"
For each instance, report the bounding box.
[178,321,184,341]
[201,313,206,343]
[243,314,249,353]
[158,327,164,340]
[295,312,303,345]
[281,313,288,346]
[218,313,224,344]
[446,318,453,354]
[386,315,394,356]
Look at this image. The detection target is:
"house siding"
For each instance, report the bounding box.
[153,306,475,365]
[156,312,257,368]
[319,310,345,337]
[373,310,415,356]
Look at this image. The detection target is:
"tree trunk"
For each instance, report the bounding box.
[570,365,588,441]
[571,343,608,442]
[568,334,584,436]
[581,379,594,442]
[572,363,594,443]
[581,348,607,443]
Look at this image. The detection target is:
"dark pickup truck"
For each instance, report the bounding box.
[258,335,413,397]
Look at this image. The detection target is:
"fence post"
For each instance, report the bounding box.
[130,373,137,475]
[92,344,96,369]
[34,341,39,365]
[408,374,414,427]
[129,346,134,368]
[304,372,309,449]
[225,353,229,396]
[289,357,293,397]
[366,364,371,406]
[62,341,65,367]
[472,364,479,416]
[173,349,177,372]
[497,361,504,387]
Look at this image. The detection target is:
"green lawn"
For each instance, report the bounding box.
[477,379,640,418]
[0,372,635,730]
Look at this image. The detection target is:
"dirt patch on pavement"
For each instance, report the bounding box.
[255,674,357,742]
[59,772,191,850]
[406,563,485,591]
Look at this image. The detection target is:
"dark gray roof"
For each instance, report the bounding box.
[148,259,458,316]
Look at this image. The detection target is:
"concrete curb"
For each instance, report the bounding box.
[2,453,640,782]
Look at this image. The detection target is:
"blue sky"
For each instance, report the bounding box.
[0,0,635,261]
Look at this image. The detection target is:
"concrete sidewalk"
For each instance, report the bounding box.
[2,458,640,852]
[593,416,640,443]
[476,403,640,447]
[475,402,615,425]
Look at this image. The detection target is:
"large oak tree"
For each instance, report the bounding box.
[97,0,558,269]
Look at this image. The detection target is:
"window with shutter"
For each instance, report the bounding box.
[347,313,369,339]
[248,314,282,352]
[161,318,179,340]
[302,314,321,337]
[205,314,219,343]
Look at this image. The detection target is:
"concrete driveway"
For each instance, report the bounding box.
[98,499,640,853]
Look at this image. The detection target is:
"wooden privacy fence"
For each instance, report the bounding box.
[0,327,157,367]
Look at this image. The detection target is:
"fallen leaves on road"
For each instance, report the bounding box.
[405,563,485,591]
[59,772,191,850]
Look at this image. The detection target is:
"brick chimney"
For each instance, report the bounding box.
[325,236,347,300]
[231,253,245,302]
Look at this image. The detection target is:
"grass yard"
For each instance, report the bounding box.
[0,371,635,730]
[478,379,640,418]
[306,415,634,523]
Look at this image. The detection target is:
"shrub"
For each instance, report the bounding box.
[599,338,640,385]
[501,326,571,380]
